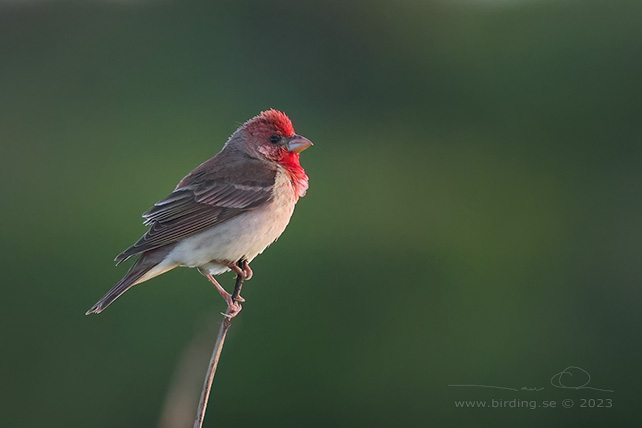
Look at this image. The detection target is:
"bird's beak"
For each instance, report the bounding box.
[287,135,313,153]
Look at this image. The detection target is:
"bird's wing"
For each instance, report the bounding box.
[115,154,277,264]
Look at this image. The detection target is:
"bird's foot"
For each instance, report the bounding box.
[227,260,253,280]
[219,288,245,303]
[222,299,242,318]
[243,263,253,280]
[200,269,245,307]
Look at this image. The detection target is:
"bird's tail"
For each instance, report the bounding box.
[85,248,176,315]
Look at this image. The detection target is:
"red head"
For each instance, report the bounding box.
[246,109,295,137]
[229,109,312,198]
[241,109,312,159]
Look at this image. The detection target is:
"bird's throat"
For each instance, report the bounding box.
[278,152,309,198]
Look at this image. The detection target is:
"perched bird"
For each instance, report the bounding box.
[86,109,312,317]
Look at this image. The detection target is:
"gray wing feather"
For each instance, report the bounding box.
[115,156,276,264]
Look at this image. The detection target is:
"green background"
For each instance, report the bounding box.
[1,0,641,427]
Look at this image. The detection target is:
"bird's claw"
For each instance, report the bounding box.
[242,263,253,280]
[227,261,253,280]
[222,299,242,318]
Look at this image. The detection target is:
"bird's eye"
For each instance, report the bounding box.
[269,135,281,144]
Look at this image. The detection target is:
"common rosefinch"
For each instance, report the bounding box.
[86,109,312,317]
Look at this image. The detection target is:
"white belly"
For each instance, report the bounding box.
[165,170,297,275]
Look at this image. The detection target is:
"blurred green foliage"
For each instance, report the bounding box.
[1,0,641,427]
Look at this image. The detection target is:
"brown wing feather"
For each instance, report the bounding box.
[115,151,277,264]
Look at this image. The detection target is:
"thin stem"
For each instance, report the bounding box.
[193,260,246,428]
[231,259,246,302]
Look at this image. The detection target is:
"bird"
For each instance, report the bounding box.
[86,109,312,317]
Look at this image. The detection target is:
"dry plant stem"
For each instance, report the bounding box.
[193,260,246,428]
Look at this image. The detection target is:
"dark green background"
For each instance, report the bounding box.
[2,0,641,427]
